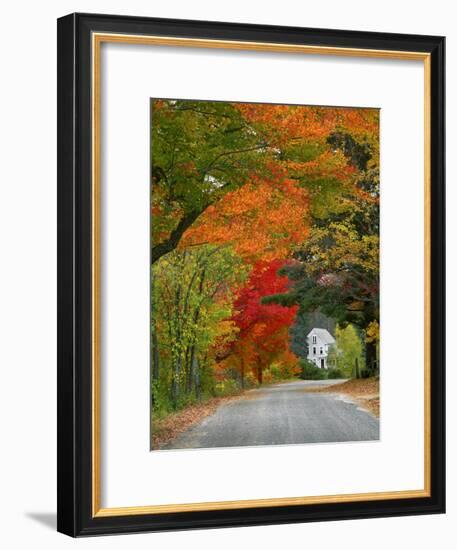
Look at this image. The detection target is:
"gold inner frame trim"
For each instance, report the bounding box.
[91,32,432,517]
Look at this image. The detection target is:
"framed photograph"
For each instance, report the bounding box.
[57,13,445,536]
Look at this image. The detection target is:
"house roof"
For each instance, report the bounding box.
[307,328,336,344]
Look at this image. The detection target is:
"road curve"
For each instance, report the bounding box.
[163,379,379,450]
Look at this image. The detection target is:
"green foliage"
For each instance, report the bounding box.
[305,176,351,220]
[334,324,365,377]
[243,371,261,389]
[327,343,338,368]
[214,378,242,397]
[327,368,345,379]
[269,360,300,381]
[299,359,328,380]
[152,100,263,210]
[152,244,248,412]
[281,140,324,164]
[327,132,372,171]
[150,99,274,263]
[151,377,177,418]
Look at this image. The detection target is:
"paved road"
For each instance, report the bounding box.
[164,379,379,450]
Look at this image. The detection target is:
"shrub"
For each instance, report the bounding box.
[299,359,328,380]
[269,363,282,380]
[327,367,345,379]
[359,369,371,379]
[261,368,273,384]
[214,378,241,397]
[244,371,260,388]
[151,378,175,418]
[269,362,297,381]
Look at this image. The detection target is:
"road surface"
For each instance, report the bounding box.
[164,379,379,449]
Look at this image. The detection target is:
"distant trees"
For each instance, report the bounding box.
[263,121,380,373]
[332,324,365,377]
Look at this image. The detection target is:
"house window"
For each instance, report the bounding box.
[312,335,317,344]
[313,347,316,355]
[320,347,323,355]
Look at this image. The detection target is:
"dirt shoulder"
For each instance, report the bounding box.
[152,393,245,450]
[303,377,380,417]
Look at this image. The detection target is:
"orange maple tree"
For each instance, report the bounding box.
[181,165,309,262]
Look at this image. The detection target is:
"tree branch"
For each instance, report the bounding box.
[151,209,204,264]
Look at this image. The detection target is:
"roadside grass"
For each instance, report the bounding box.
[302,377,380,417]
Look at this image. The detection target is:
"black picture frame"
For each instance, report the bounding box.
[57,12,445,537]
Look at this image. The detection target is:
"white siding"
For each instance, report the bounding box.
[306,329,333,369]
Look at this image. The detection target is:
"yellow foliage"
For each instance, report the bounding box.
[366,320,380,343]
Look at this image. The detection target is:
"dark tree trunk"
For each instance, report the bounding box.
[151,330,159,382]
[365,340,377,373]
[189,264,207,396]
[151,209,207,265]
[188,345,197,394]
[240,357,245,389]
[185,345,193,394]
[257,365,263,385]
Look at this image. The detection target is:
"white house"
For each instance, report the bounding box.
[306,328,336,369]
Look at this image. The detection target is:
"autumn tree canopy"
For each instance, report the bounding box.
[150,98,380,416]
[263,120,380,371]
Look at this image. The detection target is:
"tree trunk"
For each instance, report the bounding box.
[257,365,263,385]
[365,340,377,374]
[151,330,160,407]
[150,271,160,406]
[193,354,201,401]
[151,331,159,382]
[185,345,193,394]
[240,357,245,389]
[188,345,196,394]
[355,357,360,379]
[151,209,207,265]
[186,270,205,396]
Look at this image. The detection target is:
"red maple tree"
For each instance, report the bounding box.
[227,259,298,384]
